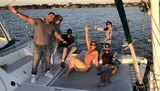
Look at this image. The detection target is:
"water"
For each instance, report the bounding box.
[0,7,152,61]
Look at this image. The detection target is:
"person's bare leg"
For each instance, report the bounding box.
[112,66,117,74]
[62,56,77,77]
[61,48,68,68]
[62,67,72,77]
[66,47,77,63]
[62,48,68,62]
[68,47,77,56]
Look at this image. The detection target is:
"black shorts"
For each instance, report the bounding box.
[59,43,68,48]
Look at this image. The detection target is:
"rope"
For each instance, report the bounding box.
[149,17,160,48]
[151,68,160,91]
[132,64,140,91]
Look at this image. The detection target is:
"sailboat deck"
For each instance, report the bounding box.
[50,64,132,91]
[14,64,132,91]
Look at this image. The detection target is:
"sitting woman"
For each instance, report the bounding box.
[97,43,118,87]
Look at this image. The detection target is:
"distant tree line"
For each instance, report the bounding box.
[0,2,146,10]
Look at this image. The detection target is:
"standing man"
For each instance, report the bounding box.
[9,6,66,83]
[62,26,99,77]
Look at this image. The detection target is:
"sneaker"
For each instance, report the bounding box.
[97,71,102,75]
[45,71,53,78]
[31,75,37,83]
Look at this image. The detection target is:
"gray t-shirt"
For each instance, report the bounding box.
[33,18,56,46]
[52,24,61,42]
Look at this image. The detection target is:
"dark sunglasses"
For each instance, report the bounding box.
[105,46,110,48]
[67,32,72,34]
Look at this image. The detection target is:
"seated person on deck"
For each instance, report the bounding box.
[62,25,99,77]
[59,29,77,68]
[97,43,118,87]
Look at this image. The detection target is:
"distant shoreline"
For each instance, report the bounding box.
[0,2,140,10]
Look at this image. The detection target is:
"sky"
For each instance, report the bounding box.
[1,0,140,6]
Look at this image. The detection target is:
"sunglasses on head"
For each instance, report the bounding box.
[58,17,62,21]
[91,43,96,46]
[107,23,111,25]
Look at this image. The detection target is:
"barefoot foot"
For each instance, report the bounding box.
[96,83,105,87]
[61,74,68,77]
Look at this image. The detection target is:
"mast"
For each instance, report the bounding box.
[114,0,142,84]
[150,0,160,90]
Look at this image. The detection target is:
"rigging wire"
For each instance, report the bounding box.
[8,0,16,6]
[138,0,160,47]
[140,12,147,59]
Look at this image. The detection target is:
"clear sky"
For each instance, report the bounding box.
[1,0,140,6]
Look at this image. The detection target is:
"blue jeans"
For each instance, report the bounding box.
[31,44,51,75]
[100,64,113,72]
[100,64,113,83]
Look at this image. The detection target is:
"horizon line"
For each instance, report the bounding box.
[0,2,140,7]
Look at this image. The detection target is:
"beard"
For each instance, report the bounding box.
[105,50,110,53]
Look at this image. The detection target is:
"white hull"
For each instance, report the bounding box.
[0,42,33,91]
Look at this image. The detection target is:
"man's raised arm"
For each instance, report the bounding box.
[84,25,91,50]
[9,6,35,24]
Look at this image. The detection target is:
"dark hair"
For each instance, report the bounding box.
[56,15,63,21]
[54,15,62,24]
[104,43,110,48]
[48,12,55,16]
[67,29,72,34]
[106,21,112,26]
[91,41,97,46]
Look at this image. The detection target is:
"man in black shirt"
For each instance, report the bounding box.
[97,43,117,87]
[59,29,77,68]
